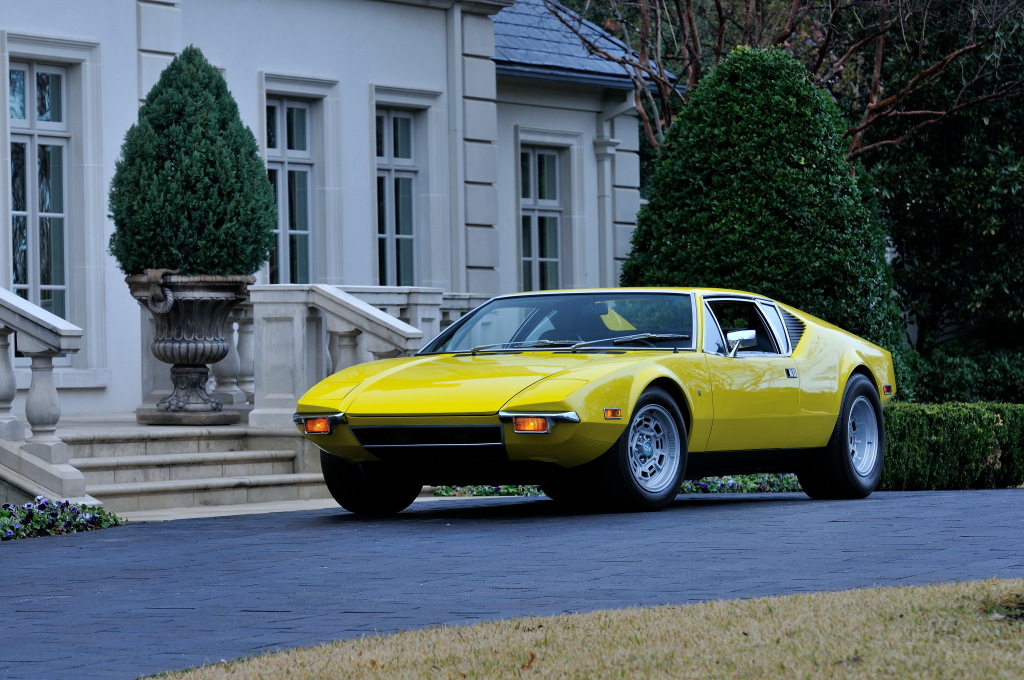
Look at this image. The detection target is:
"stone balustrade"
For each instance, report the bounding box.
[0,287,91,503]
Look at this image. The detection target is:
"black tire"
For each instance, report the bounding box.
[539,471,593,508]
[319,451,423,516]
[798,373,885,500]
[592,386,688,511]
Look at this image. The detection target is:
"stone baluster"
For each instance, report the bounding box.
[15,338,69,465]
[210,312,246,405]
[328,328,362,374]
[0,327,25,441]
[235,305,255,402]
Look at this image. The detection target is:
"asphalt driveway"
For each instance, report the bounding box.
[2,489,1023,680]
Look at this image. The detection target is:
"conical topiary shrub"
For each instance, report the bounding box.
[108,45,275,274]
[108,46,277,425]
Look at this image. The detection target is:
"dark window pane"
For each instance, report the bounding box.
[375,115,385,158]
[392,116,412,159]
[12,216,28,285]
[539,261,558,290]
[9,70,25,120]
[11,143,26,211]
[377,237,388,286]
[36,72,62,123]
[38,145,63,213]
[376,176,386,235]
[521,215,532,256]
[522,260,532,290]
[397,237,414,286]
[286,107,307,151]
[40,289,65,318]
[394,177,413,235]
[520,152,531,199]
[538,216,558,258]
[268,243,280,284]
[39,217,64,286]
[289,233,309,284]
[266,105,278,149]
[287,170,309,231]
[537,153,557,200]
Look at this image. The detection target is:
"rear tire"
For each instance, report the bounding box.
[593,387,687,511]
[798,373,885,500]
[320,451,423,516]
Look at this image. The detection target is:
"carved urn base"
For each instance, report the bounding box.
[127,272,254,425]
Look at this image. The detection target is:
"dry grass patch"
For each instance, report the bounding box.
[159,579,1024,680]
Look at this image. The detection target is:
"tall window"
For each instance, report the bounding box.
[375,109,416,286]
[9,63,68,317]
[520,147,562,291]
[266,98,313,284]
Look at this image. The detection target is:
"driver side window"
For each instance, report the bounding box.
[704,299,781,355]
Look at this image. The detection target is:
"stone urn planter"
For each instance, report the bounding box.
[128,271,254,425]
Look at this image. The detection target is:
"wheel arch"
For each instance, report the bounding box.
[643,377,692,440]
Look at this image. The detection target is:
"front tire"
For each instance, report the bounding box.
[798,373,885,500]
[320,451,423,516]
[593,387,687,511]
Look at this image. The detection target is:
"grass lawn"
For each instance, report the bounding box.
[157,578,1023,679]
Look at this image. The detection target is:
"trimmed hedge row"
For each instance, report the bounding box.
[881,402,1024,491]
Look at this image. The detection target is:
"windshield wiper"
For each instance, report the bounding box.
[570,333,691,353]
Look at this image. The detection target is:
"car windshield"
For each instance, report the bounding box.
[420,292,695,354]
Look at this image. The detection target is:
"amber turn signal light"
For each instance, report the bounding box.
[304,417,332,434]
[512,416,549,433]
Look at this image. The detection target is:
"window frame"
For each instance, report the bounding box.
[519,146,564,291]
[8,61,71,319]
[375,107,419,287]
[265,97,315,284]
[703,296,789,357]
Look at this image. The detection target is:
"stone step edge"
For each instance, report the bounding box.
[71,449,297,470]
[58,426,300,445]
[89,473,325,498]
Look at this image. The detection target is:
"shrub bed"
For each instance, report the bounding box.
[882,402,1024,490]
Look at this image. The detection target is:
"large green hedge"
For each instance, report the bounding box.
[621,46,902,349]
[881,402,1024,491]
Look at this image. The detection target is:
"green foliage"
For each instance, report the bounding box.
[881,402,1024,491]
[621,46,901,348]
[108,46,276,275]
[863,12,1024,354]
[1,497,125,541]
[870,111,1024,353]
[901,342,1024,404]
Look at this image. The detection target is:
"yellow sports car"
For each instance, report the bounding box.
[295,289,895,515]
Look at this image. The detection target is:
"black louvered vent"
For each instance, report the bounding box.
[780,309,806,349]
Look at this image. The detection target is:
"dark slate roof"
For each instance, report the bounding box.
[492,0,635,89]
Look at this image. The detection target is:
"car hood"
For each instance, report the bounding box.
[314,352,649,416]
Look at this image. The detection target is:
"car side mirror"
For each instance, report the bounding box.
[726,329,757,357]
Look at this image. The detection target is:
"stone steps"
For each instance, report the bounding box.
[60,426,330,513]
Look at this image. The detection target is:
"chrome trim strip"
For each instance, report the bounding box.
[498,411,581,423]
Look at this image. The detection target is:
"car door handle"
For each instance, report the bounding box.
[785,368,798,379]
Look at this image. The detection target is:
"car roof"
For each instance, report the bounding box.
[492,287,775,302]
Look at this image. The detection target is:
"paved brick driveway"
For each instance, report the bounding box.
[2,490,1022,679]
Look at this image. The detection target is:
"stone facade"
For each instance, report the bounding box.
[0,0,641,419]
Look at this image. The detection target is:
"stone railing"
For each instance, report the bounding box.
[0,287,92,503]
[143,285,490,426]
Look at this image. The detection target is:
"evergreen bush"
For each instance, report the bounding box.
[621,46,902,349]
[881,402,1024,490]
[108,46,276,275]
